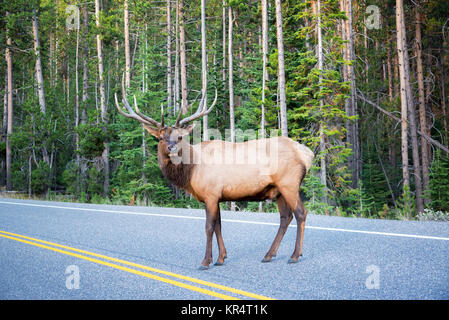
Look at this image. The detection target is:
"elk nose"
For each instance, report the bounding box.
[168,145,178,153]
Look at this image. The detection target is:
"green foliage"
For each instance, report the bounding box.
[302,167,334,215]
[31,161,50,194]
[77,125,106,159]
[427,150,449,212]
[2,0,448,222]
[396,185,415,220]
[417,208,449,222]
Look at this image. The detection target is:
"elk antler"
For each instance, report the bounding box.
[114,75,162,129]
[175,88,218,128]
[116,73,217,129]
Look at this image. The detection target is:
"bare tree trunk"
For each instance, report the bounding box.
[415,7,430,202]
[142,28,148,206]
[341,0,358,188]
[228,6,236,212]
[75,19,80,186]
[49,32,55,88]
[32,9,46,114]
[6,11,13,191]
[95,0,109,196]
[275,0,288,137]
[124,0,131,88]
[201,0,208,141]
[228,7,235,144]
[174,0,180,115]
[222,0,226,85]
[401,2,423,214]
[178,0,188,115]
[81,5,89,125]
[396,0,423,214]
[1,70,7,186]
[396,0,410,192]
[32,9,50,166]
[316,0,327,202]
[257,0,270,213]
[440,50,448,142]
[261,0,268,138]
[167,0,172,113]
[387,42,394,102]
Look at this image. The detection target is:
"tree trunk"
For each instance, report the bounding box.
[95,0,109,196]
[228,6,236,212]
[178,0,188,115]
[386,42,394,102]
[275,0,288,137]
[222,0,226,86]
[174,0,180,115]
[5,12,13,191]
[32,9,50,166]
[124,0,131,88]
[316,0,327,203]
[415,7,430,202]
[261,0,268,138]
[201,0,208,141]
[228,7,235,144]
[1,70,6,186]
[439,50,448,142]
[396,0,410,196]
[32,9,46,114]
[166,0,172,113]
[341,0,358,188]
[401,1,423,214]
[75,17,80,191]
[396,0,424,214]
[81,5,89,125]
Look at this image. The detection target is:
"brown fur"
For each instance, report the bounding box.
[158,142,195,189]
[115,92,315,268]
[153,132,314,268]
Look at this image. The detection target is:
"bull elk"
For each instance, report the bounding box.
[115,82,314,270]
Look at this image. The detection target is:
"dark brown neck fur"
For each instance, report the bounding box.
[158,143,195,190]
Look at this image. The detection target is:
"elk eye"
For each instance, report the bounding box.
[177,136,182,142]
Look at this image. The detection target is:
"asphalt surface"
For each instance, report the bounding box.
[0,197,448,300]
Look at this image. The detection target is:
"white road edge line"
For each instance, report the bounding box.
[1,200,449,241]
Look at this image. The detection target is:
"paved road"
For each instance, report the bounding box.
[0,198,448,300]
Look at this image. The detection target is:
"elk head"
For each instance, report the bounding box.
[114,77,217,161]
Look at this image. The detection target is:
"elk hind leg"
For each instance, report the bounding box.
[279,186,307,264]
[262,195,293,263]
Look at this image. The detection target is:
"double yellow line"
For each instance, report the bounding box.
[0,230,273,300]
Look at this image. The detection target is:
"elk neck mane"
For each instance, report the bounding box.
[157,142,195,190]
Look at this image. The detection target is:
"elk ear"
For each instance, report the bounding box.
[178,123,196,137]
[143,125,161,138]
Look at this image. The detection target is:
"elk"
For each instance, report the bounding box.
[115,82,314,270]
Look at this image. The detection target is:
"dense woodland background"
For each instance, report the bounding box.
[1,0,449,220]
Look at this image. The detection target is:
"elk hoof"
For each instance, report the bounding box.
[214,260,224,266]
[288,254,302,264]
[261,254,276,263]
[261,257,271,263]
[198,265,210,270]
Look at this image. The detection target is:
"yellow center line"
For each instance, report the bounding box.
[0,230,274,300]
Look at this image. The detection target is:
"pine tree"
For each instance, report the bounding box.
[427,150,449,212]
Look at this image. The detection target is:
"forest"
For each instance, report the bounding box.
[1,0,449,220]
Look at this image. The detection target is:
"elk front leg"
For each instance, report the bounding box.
[200,201,219,270]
